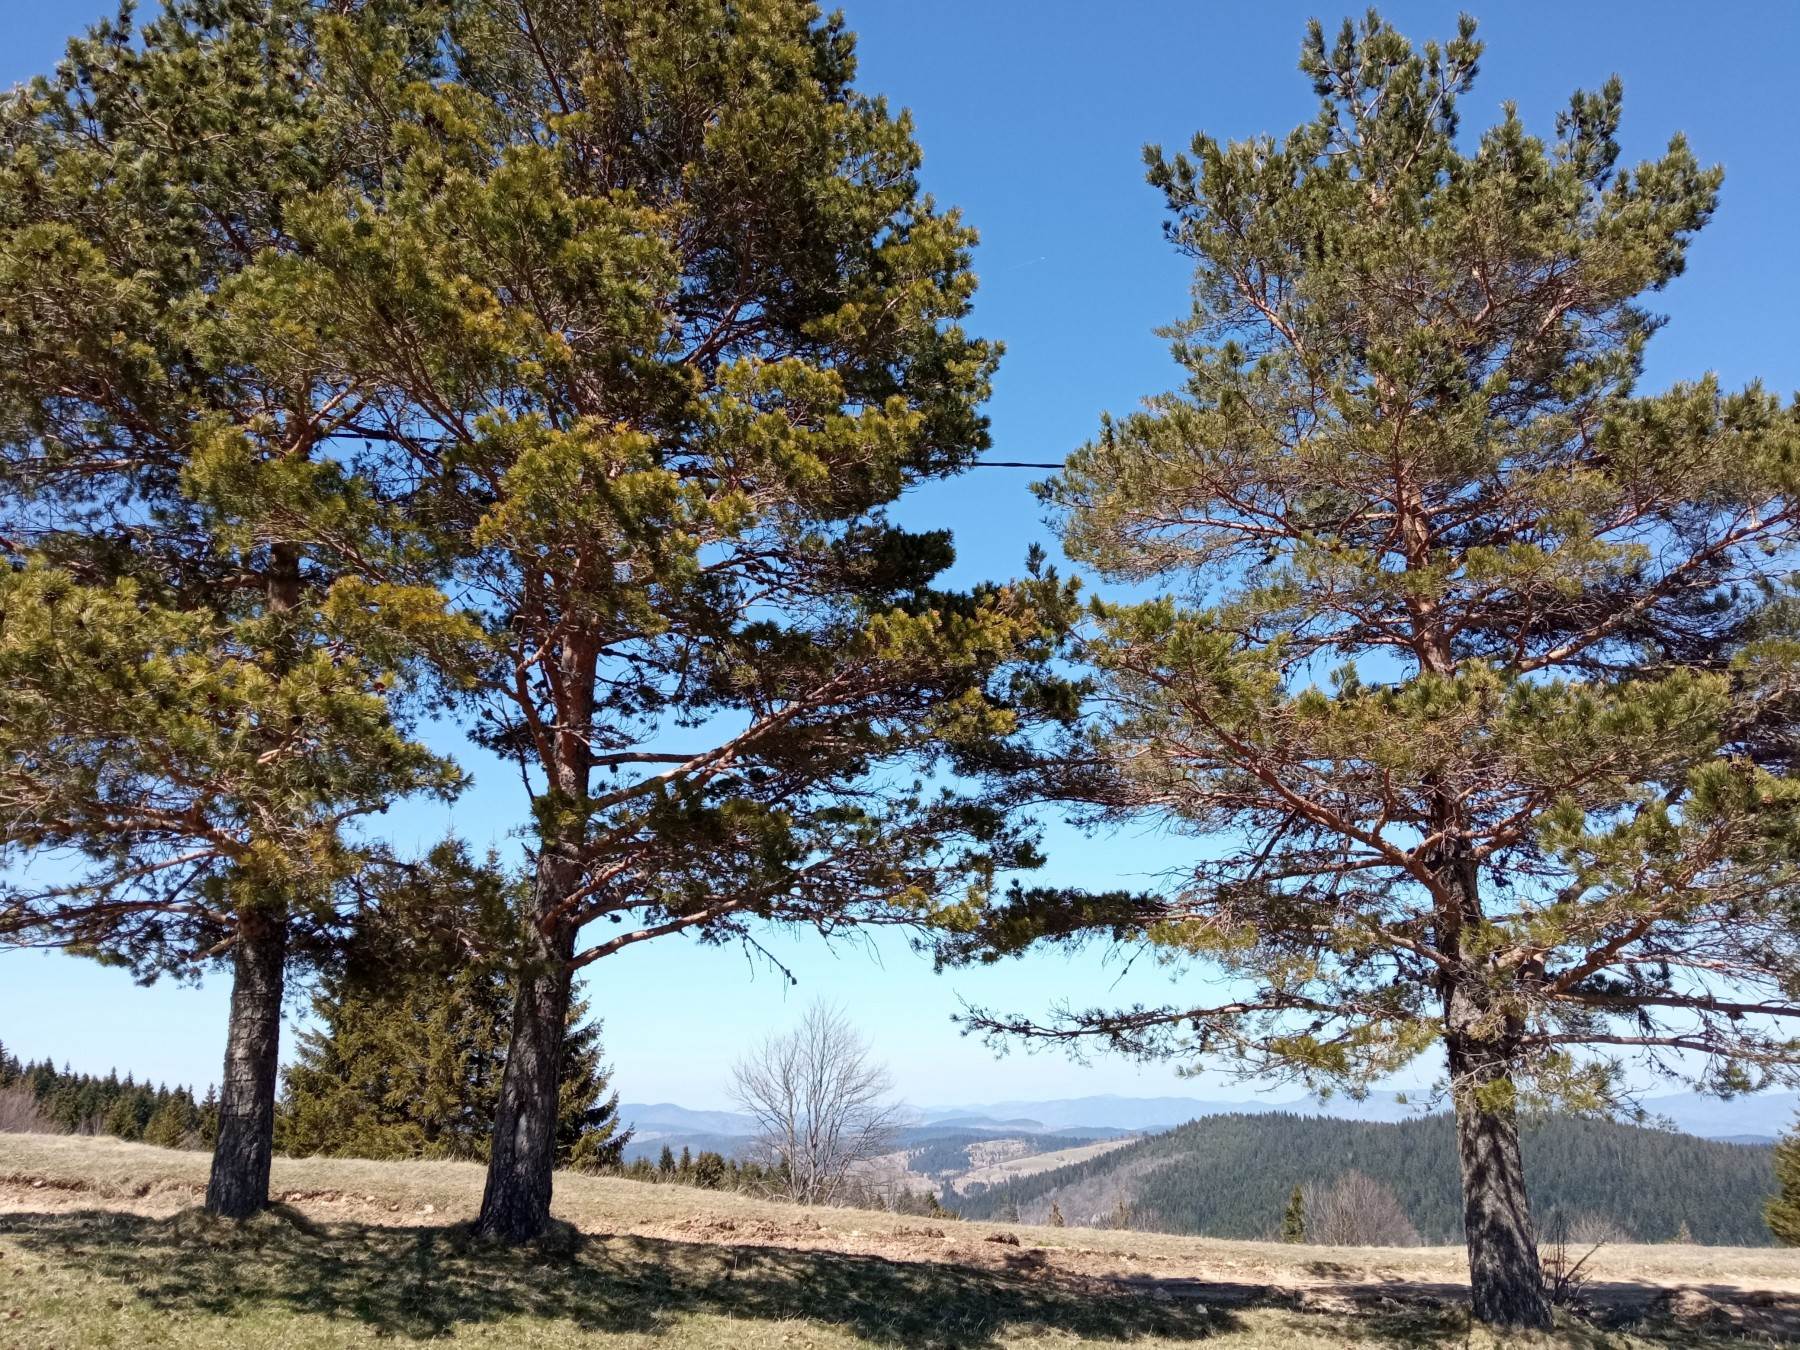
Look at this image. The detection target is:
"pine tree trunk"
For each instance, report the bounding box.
[204,907,287,1218]
[1446,1020,1551,1330]
[475,864,577,1242]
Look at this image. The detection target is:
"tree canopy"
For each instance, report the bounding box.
[176,0,1074,1238]
[945,10,1800,1328]
[0,0,473,1217]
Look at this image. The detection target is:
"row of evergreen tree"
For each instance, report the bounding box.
[0,1041,217,1148]
[615,1143,950,1216]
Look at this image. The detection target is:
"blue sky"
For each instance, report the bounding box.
[3,2,1798,1109]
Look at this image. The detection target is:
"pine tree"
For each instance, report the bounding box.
[949,10,1796,1331]
[1282,1185,1307,1244]
[264,0,1074,1244]
[0,0,467,1218]
[1768,1118,1800,1245]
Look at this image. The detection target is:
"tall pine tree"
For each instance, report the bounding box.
[947,12,1800,1330]
[252,0,1074,1240]
[0,0,470,1217]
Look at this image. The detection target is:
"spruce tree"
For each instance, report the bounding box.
[1283,1185,1307,1244]
[948,12,1799,1330]
[555,994,630,1173]
[102,1093,144,1142]
[144,1100,195,1150]
[281,848,629,1168]
[199,1087,221,1148]
[1768,1117,1800,1245]
[693,1152,728,1190]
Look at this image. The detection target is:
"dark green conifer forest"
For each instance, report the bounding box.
[959,1113,1777,1246]
[0,1038,214,1147]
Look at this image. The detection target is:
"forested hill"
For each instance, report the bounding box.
[957,1112,1776,1246]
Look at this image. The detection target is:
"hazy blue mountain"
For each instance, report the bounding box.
[918,1089,1800,1139]
[619,1102,756,1136]
[916,1095,1290,1132]
[621,1089,1800,1155]
[1633,1091,1798,1140]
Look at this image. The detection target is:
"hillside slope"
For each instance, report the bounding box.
[957,1112,1776,1245]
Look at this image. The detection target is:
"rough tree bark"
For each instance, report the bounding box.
[1433,828,1552,1331]
[205,541,304,1220]
[204,906,288,1218]
[1446,993,1552,1330]
[474,853,579,1241]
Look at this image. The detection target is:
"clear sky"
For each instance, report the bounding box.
[3,1,1797,1110]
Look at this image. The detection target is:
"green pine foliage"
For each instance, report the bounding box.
[0,0,475,1215]
[952,6,1800,1116]
[225,0,1079,1235]
[943,7,1800,1324]
[0,0,468,987]
[960,1113,1775,1246]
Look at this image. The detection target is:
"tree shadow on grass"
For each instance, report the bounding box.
[2,1205,1249,1347]
[7,1207,1769,1347]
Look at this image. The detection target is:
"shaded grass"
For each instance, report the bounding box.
[4,1205,1230,1346]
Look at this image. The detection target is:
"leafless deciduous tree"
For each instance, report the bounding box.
[1303,1171,1421,1247]
[730,1002,901,1206]
[0,1084,54,1134]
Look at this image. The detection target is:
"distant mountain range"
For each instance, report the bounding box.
[622,1089,1800,1149]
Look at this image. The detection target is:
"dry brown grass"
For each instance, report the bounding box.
[1,1131,1795,1348]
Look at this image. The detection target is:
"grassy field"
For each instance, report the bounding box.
[1,1132,1795,1348]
